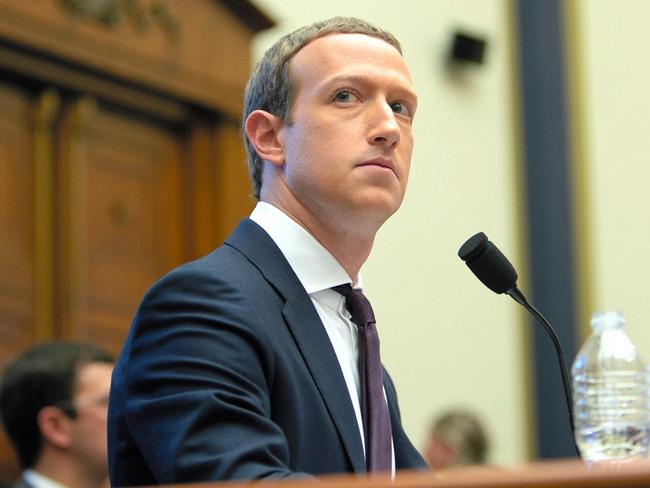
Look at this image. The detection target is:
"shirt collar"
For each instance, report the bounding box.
[250,202,363,294]
[23,470,68,488]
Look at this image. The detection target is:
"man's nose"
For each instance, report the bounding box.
[367,101,400,147]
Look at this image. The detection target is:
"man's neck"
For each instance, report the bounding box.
[303,220,374,280]
[33,454,104,488]
[260,197,377,280]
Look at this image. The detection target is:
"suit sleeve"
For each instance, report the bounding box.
[120,264,310,482]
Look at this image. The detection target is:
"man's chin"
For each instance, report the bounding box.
[344,194,403,228]
[360,191,404,217]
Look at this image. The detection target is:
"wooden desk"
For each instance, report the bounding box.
[154,460,650,488]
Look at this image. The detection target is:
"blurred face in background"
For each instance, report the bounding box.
[67,362,113,481]
[423,431,458,470]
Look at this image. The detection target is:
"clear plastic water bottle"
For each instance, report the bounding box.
[572,311,650,462]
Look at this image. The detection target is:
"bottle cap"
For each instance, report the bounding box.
[591,310,625,332]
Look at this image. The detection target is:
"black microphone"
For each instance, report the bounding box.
[458,232,579,456]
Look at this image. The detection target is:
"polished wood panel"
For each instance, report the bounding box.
[56,100,185,354]
[0,82,36,363]
[0,80,35,484]
[186,118,254,257]
[213,122,255,245]
[33,89,61,343]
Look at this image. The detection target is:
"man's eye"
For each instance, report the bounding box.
[333,90,354,103]
[390,101,408,116]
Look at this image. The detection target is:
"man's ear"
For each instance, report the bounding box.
[244,110,285,166]
[37,406,73,449]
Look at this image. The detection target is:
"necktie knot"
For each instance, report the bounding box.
[331,284,376,328]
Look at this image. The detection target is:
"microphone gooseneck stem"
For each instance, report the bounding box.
[507,287,580,456]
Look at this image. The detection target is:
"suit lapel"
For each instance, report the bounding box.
[226,219,366,472]
[282,296,366,472]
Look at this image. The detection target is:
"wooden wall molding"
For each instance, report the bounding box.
[33,89,61,342]
[0,0,273,117]
[60,0,179,38]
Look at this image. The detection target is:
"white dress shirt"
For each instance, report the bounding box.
[22,470,67,488]
[250,202,395,473]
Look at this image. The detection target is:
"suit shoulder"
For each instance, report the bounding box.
[146,243,263,299]
[117,241,283,376]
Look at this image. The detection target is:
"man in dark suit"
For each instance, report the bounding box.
[108,16,426,485]
[0,342,114,488]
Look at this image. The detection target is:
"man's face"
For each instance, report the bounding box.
[277,33,417,230]
[423,433,457,470]
[68,362,113,478]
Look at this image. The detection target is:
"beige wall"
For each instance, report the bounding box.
[251,0,530,466]
[570,1,650,358]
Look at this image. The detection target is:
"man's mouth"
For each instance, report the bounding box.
[357,157,396,175]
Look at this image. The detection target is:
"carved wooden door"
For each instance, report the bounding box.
[54,98,186,353]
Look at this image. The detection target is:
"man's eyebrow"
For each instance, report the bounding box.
[321,74,371,86]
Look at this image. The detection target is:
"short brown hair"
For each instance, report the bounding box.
[242,17,402,199]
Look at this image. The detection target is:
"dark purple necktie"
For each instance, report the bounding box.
[333,284,392,472]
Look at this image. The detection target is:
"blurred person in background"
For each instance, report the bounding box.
[0,342,113,488]
[423,410,489,470]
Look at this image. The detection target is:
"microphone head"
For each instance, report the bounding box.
[458,232,518,294]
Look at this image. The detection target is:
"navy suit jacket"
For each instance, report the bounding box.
[108,219,427,485]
